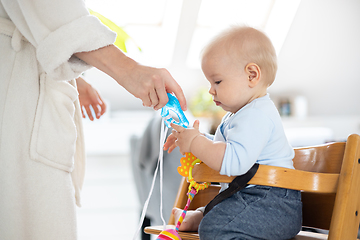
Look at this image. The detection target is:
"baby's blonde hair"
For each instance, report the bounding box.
[202,26,277,86]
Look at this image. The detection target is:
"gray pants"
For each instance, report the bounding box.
[199,186,302,240]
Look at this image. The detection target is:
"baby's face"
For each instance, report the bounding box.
[201,49,255,113]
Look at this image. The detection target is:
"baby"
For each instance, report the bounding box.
[163,26,302,239]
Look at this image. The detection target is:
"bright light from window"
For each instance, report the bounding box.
[186,0,300,68]
[197,0,274,28]
[85,0,167,25]
[85,0,182,67]
[187,0,275,68]
[84,0,300,69]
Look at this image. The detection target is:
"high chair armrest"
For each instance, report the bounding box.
[192,163,339,193]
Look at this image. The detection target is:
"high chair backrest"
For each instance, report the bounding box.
[146,134,360,240]
[292,140,345,231]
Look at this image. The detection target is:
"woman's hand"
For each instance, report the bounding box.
[121,64,186,111]
[76,77,106,121]
[75,44,186,111]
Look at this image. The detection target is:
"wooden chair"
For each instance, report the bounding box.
[145,134,360,240]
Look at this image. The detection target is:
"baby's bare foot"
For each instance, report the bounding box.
[172,207,203,232]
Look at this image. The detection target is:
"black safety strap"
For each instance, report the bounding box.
[203,163,259,216]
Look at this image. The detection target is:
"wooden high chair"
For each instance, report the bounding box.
[145,134,360,240]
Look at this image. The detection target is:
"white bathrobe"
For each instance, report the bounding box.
[0,1,116,239]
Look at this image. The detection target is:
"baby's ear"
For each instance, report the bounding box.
[245,63,261,87]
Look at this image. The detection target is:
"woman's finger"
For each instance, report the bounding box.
[141,90,152,107]
[84,106,94,121]
[91,104,100,119]
[97,92,107,116]
[80,107,86,118]
[153,75,168,110]
[149,89,159,108]
[160,69,187,111]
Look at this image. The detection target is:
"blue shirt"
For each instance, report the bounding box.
[214,94,295,177]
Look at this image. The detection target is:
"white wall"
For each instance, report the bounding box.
[270,0,360,116]
[85,0,360,117]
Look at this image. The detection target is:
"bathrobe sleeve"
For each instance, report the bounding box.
[1,0,116,80]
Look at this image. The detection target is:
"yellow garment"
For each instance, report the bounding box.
[89,9,141,53]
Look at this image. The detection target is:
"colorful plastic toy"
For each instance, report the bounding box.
[161,93,189,129]
[156,94,210,240]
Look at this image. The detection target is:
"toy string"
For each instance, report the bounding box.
[175,187,197,232]
[133,120,168,240]
[134,94,210,239]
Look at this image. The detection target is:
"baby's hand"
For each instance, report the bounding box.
[163,132,177,153]
[172,207,203,232]
[167,120,201,155]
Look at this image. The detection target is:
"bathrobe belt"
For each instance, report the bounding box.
[0,17,27,51]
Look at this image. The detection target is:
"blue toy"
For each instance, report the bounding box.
[161,93,189,128]
[157,94,210,240]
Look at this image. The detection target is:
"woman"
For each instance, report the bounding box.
[0,1,186,239]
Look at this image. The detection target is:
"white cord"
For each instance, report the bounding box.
[159,120,167,229]
[133,119,168,240]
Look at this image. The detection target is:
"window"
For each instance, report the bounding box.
[187,0,275,68]
[85,0,300,68]
[85,0,182,66]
